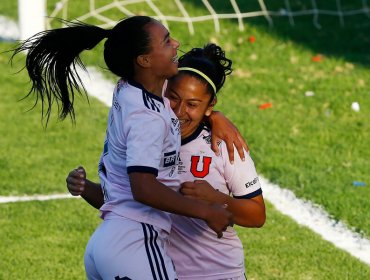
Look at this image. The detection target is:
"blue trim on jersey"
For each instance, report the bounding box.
[233,188,262,199]
[128,80,164,104]
[143,91,161,112]
[127,166,158,176]
[181,123,206,146]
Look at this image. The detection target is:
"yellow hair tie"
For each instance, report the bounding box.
[178,67,216,93]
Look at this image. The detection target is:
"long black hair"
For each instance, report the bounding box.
[176,43,233,101]
[11,16,153,123]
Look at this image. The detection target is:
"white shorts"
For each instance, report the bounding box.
[84,215,177,280]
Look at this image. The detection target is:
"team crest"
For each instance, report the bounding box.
[190,156,212,178]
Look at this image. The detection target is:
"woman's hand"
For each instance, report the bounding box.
[207,111,249,163]
[66,166,104,209]
[204,203,233,238]
[180,180,218,204]
[66,166,86,196]
[181,180,265,228]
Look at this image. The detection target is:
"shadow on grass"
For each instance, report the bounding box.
[185,0,370,67]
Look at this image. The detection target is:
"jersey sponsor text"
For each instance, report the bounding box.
[245,177,259,188]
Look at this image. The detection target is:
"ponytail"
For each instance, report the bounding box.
[11,21,110,123]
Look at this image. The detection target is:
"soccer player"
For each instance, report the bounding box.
[11,16,234,279]
[67,43,266,280]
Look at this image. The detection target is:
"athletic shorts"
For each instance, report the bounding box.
[84,215,177,280]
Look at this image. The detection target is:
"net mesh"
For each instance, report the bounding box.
[46,0,370,34]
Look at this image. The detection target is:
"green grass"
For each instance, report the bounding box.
[1,200,369,279]
[217,38,370,236]
[0,0,370,278]
[0,0,17,19]
[0,43,108,195]
[0,199,100,279]
[240,202,370,280]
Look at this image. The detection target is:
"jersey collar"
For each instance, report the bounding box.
[181,123,207,146]
[128,80,164,104]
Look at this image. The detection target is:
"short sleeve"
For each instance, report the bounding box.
[125,109,167,176]
[222,143,262,198]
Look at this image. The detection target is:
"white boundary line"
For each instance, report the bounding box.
[1,16,369,267]
[260,178,370,266]
[0,194,79,203]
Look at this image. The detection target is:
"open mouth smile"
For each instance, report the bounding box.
[172,55,178,63]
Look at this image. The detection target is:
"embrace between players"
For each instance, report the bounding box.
[13,16,266,280]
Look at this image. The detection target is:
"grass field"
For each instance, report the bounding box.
[1,0,369,279]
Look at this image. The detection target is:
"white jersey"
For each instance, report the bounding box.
[167,124,262,280]
[99,79,181,233]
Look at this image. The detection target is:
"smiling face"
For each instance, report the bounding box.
[143,20,180,79]
[165,73,215,139]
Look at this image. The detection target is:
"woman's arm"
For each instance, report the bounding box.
[129,172,233,238]
[180,180,265,228]
[66,167,234,238]
[66,167,104,209]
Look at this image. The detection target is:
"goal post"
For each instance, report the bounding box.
[18,0,46,40]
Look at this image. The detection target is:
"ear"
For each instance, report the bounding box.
[204,97,217,117]
[136,54,151,68]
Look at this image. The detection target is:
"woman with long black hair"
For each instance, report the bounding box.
[12,16,234,279]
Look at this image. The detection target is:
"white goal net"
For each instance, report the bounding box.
[18,0,370,40]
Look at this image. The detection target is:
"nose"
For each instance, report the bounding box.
[172,38,180,49]
[173,101,186,117]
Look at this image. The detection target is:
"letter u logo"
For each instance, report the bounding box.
[190,156,212,178]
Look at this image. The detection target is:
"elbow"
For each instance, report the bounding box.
[254,202,266,227]
[255,211,266,228]
[237,216,266,228]
[254,217,266,228]
[244,212,266,228]
[96,199,104,209]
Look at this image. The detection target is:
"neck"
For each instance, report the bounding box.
[134,72,166,97]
